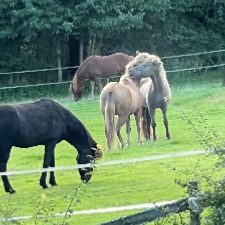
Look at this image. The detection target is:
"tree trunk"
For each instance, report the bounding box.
[79,38,84,64]
[88,36,96,56]
[56,38,62,82]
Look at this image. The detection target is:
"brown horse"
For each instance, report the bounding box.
[100,72,142,150]
[129,52,171,141]
[70,53,134,101]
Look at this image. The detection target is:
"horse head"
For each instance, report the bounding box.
[74,90,83,102]
[76,144,103,182]
[70,81,83,102]
[129,57,162,81]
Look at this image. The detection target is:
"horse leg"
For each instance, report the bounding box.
[49,153,57,186]
[95,77,103,93]
[134,109,142,145]
[0,148,15,194]
[116,115,128,149]
[88,80,95,100]
[40,143,56,189]
[126,115,131,146]
[162,106,170,140]
[149,108,157,141]
[146,108,151,140]
[142,107,149,140]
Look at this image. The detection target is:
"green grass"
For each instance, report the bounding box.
[0,71,225,224]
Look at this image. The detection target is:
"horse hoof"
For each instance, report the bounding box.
[83,173,92,183]
[6,188,16,194]
[50,182,57,186]
[40,183,48,189]
[120,144,126,149]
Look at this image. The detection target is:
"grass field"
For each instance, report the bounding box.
[0,70,225,225]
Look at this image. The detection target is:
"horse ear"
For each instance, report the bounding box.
[136,51,140,56]
[152,60,162,67]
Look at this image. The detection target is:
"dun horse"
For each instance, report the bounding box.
[124,52,153,140]
[129,52,171,141]
[100,72,142,150]
[0,99,103,194]
[70,53,134,101]
[140,78,152,140]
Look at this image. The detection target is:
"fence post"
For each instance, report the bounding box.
[187,180,203,225]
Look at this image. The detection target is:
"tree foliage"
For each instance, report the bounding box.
[0,0,74,41]
[0,0,224,71]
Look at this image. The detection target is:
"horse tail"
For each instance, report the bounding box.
[104,91,117,150]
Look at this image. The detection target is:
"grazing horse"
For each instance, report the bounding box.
[129,52,171,141]
[0,99,103,194]
[100,72,142,150]
[70,53,134,101]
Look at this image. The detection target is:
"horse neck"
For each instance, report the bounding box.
[151,69,170,95]
[120,75,139,89]
[74,72,85,90]
[132,79,141,88]
[66,114,96,150]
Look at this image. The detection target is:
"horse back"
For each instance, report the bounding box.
[78,53,134,79]
[100,80,141,115]
[0,99,70,148]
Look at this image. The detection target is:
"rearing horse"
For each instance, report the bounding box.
[129,52,171,141]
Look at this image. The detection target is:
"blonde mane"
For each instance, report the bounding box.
[126,52,166,80]
[125,52,161,73]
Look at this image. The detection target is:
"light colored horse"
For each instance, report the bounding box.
[129,52,171,141]
[140,78,152,140]
[100,73,142,150]
[69,53,134,101]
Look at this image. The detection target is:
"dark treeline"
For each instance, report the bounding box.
[0,0,224,86]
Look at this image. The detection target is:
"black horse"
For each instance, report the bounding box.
[0,99,103,194]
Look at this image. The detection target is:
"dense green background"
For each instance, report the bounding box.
[0,0,225,90]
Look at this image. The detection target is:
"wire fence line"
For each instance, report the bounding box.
[0,48,224,76]
[0,62,224,91]
[0,150,204,221]
[0,149,204,176]
[0,66,79,75]
[5,200,177,222]
[161,48,225,59]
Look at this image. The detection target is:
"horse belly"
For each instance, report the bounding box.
[14,120,63,148]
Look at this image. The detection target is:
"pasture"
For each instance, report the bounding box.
[0,69,225,225]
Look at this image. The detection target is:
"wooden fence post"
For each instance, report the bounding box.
[56,40,62,82]
[187,180,203,225]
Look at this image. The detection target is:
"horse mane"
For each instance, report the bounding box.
[75,55,95,75]
[127,52,166,79]
[125,52,156,73]
[119,73,135,86]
